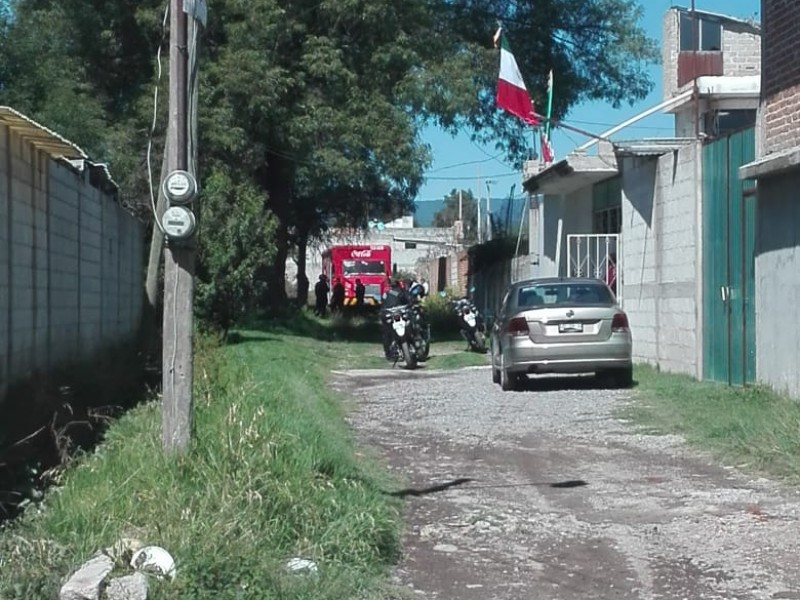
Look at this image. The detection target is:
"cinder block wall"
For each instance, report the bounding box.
[722,23,761,78]
[0,124,144,400]
[663,8,761,101]
[751,0,800,398]
[621,142,700,376]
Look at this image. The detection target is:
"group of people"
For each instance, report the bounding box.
[313,274,368,317]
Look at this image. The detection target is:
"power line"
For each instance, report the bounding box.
[563,118,674,131]
[426,171,519,181]
[428,154,505,173]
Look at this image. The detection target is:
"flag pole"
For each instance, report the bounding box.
[540,69,555,164]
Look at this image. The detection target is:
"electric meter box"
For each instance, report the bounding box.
[161,205,197,240]
[162,170,198,204]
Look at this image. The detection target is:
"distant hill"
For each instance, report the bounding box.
[413,197,527,234]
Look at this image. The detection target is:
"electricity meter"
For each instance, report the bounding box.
[162,170,198,204]
[161,205,197,240]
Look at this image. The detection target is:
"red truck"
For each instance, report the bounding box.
[321,244,392,307]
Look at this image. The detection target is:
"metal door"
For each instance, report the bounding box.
[702,128,756,385]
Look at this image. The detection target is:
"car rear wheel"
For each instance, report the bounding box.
[613,366,633,388]
[500,354,520,391]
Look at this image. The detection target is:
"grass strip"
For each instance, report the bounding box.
[624,365,800,481]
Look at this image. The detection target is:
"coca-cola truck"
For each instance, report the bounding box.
[321,244,392,306]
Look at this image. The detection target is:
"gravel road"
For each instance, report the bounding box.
[338,364,800,600]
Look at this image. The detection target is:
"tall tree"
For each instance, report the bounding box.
[0,0,659,311]
[433,189,478,241]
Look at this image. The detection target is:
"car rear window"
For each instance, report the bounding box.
[516,282,614,308]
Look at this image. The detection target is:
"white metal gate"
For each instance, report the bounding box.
[566,234,621,301]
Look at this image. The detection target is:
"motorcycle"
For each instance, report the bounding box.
[453,298,487,353]
[382,305,420,369]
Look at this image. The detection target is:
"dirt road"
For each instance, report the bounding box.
[338,365,800,600]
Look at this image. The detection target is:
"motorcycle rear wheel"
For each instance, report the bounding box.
[401,341,417,370]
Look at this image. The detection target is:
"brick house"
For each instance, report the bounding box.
[522,7,761,379]
[740,0,800,397]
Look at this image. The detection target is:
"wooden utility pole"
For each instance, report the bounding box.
[162,0,194,453]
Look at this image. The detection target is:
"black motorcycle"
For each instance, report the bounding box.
[383,305,420,369]
[453,298,487,353]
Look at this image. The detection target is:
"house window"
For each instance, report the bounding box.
[404,241,417,249]
[593,176,622,234]
[705,109,757,138]
[680,13,723,52]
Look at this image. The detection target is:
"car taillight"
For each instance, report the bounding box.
[507,317,528,336]
[612,312,630,333]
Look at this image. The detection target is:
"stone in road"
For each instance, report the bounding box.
[340,366,800,600]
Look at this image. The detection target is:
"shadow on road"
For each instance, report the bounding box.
[387,478,474,497]
[386,478,589,497]
[511,375,638,393]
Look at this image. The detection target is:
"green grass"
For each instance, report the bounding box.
[624,365,800,481]
[0,321,403,599]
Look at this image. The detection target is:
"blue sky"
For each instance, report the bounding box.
[416,0,760,203]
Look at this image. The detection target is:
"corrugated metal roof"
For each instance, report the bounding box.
[65,159,119,193]
[614,138,696,157]
[671,6,761,33]
[0,106,87,159]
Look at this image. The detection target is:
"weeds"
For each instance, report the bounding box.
[0,343,148,519]
[0,326,401,599]
[625,365,800,482]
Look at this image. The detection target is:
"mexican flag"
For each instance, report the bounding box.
[494,28,539,125]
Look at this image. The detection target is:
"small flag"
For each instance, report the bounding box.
[495,29,539,126]
[541,132,554,164]
[543,68,555,163]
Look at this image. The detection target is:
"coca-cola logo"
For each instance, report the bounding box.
[351,250,372,258]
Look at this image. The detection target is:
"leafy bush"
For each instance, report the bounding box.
[422,289,462,339]
[195,166,277,335]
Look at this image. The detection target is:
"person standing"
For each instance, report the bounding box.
[380,279,410,359]
[355,278,366,310]
[314,274,330,317]
[331,278,345,313]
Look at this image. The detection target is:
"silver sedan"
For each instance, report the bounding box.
[490,278,633,391]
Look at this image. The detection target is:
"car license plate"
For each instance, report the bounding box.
[558,322,583,333]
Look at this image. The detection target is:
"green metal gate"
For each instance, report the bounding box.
[702,128,756,385]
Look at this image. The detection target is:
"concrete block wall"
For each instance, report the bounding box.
[0,132,8,392]
[663,9,680,101]
[663,8,761,100]
[762,0,800,155]
[620,156,658,364]
[754,171,800,399]
[1,124,144,398]
[620,143,700,376]
[722,24,761,78]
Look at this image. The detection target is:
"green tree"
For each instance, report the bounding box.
[0,0,659,311]
[195,165,277,335]
[433,189,478,241]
